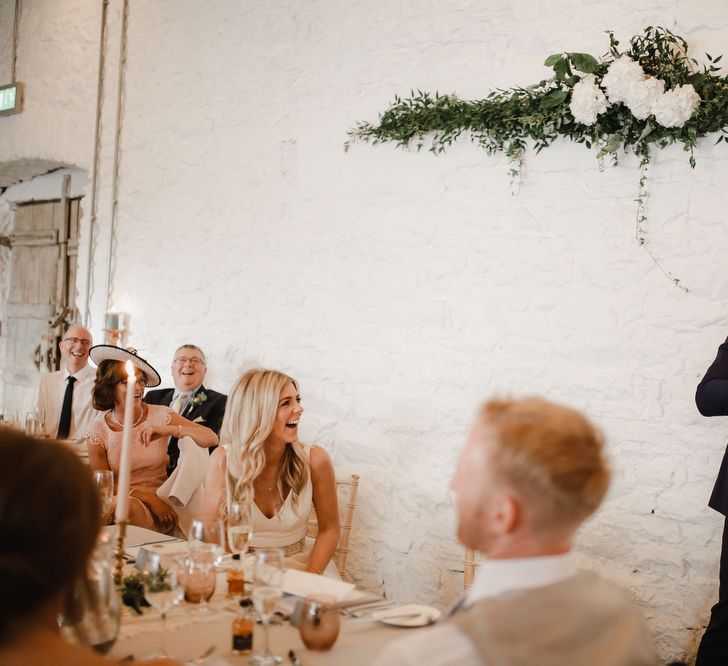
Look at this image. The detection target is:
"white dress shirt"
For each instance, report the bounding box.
[373,552,580,666]
[36,363,98,440]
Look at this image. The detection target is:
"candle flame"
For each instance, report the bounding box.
[125,360,135,378]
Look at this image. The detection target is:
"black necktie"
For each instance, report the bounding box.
[57,375,77,438]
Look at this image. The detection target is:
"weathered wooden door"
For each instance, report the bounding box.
[1,186,82,416]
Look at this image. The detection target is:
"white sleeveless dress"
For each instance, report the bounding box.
[247,445,340,579]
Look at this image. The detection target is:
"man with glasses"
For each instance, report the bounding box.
[36,324,97,440]
[144,344,227,476]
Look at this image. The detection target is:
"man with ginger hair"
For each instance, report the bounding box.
[375,397,658,666]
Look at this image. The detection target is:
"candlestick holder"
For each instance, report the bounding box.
[113,520,128,587]
[104,311,130,348]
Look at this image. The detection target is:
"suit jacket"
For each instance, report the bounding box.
[452,571,658,666]
[696,334,728,515]
[144,384,227,477]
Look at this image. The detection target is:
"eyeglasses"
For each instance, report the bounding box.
[119,377,147,387]
[173,357,205,366]
[63,337,92,346]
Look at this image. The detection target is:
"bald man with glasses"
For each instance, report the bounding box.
[36,325,98,440]
[144,344,227,476]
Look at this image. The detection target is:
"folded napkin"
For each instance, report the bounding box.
[122,524,180,548]
[156,436,210,537]
[282,568,355,602]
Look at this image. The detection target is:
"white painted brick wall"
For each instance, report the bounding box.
[3,0,728,661]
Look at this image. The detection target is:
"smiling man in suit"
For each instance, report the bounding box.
[144,344,227,476]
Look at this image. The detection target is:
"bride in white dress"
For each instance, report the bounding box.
[202,369,340,577]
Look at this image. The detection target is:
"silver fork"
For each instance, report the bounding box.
[349,601,397,618]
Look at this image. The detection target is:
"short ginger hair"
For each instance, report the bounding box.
[481,397,611,532]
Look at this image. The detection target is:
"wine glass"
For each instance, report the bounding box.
[93,471,114,521]
[182,556,216,604]
[227,501,253,595]
[187,517,225,612]
[250,547,285,665]
[142,554,184,656]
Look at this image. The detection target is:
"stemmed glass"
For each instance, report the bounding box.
[250,547,285,665]
[227,500,253,594]
[187,517,225,612]
[93,471,114,522]
[142,554,184,657]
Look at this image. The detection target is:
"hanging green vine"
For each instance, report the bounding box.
[346,27,728,291]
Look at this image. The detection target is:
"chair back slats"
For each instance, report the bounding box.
[464,547,478,590]
[334,474,359,580]
[307,474,360,581]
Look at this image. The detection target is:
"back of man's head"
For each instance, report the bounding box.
[482,397,610,538]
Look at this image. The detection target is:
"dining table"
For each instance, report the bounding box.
[111,526,429,665]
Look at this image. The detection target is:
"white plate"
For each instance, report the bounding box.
[371,604,441,627]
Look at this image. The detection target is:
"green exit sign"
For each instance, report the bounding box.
[0,83,23,116]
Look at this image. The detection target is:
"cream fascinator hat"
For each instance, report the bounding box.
[89,345,162,387]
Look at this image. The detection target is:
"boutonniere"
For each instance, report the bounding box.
[188,392,208,407]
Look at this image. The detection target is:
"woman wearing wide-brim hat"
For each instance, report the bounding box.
[84,345,218,533]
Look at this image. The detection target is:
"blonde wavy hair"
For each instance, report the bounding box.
[221,368,309,510]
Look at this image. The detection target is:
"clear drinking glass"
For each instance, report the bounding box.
[250,547,285,665]
[187,518,225,612]
[24,411,35,436]
[92,470,114,521]
[34,409,46,437]
[143,554,184,656]
[182,557,216,604]
[299,595,340,651]
[227,500,253,595]
[59,528,120,654]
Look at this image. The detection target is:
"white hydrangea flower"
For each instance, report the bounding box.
[601,56,645,103]
[652,84,701,128]
[624,76,665,120]
[569,74,610,125]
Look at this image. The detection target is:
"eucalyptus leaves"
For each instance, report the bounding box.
[347,27,728,290]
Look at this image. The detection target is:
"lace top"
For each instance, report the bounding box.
[86,404,173,491]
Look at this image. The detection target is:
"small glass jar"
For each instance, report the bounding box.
[232,599,255,655]
[227,554,245,596]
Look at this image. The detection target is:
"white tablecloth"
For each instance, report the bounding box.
[112,527,414,665]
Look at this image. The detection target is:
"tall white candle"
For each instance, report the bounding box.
[115,360,136,523]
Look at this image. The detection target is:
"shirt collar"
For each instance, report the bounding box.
[464,551,579,607]
[172,386,201,400]
[64,363,92,381]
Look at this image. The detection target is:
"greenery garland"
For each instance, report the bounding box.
[346,27,728,291]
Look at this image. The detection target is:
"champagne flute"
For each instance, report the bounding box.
[250,547,285,666]
[143,554,184,657]
[188,517,225,612]
[92,470,114,521]
[227,501,253,595]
